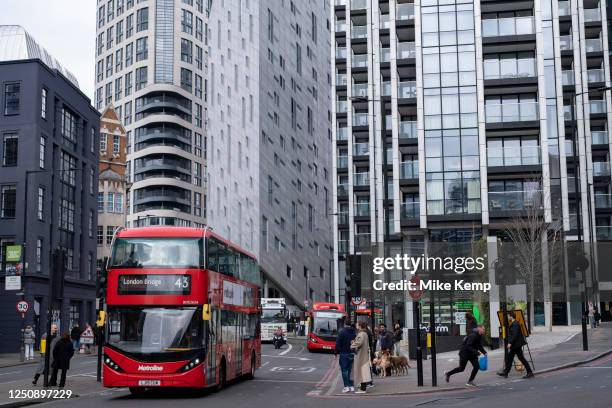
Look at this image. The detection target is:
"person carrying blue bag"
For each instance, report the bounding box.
[444,325,488,387]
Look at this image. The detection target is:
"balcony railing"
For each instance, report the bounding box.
[588,69,605,83]
[487,146,541,167]
[353,112,369,127]
[593,161,611,176]
[398,81,417,98]
[354,233,371,249]
[590,100,607,114]
[559,1,570,16]
[337,127,348,140]
[350,0,367,10]
[382,81,392,96]
[397,42,416,59]
[399,121,417,139]
[352,83,368,97]
[400,161,418,179]
[585,38,603,52]
[381,48,391,63]
[354,172,370,186]
[596,226,612,240]
[338,210,348,224]
[352,25,367,39]
[560,35,573,51]
[396,3,415,20]
[338,183,349,196]
[488,190,543,211]
[595,194,612,209]
[567,177,577,193]
[482,16,535,37]
[336,74,347,86]
[337,239,348,254]
[562,70,574,86]
[584,8,601,22]
[401,202,419,219]
[353,142,369,156]
[592,131,608,145]
[335,21,347,32]
[485,101,539,123]
[354,202,370,217]
[564,104,574,121]
[335,0,346,6]
[337,156,348,169]
[352,54,368,68]
[484,58,536,80]
[337,100,348,113]
[336,47,347,59]
[380,14,390,29]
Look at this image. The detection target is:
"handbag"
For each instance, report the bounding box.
[479,355,488,371]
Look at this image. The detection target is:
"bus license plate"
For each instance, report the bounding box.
[138,380,161,386]
[322,346,332,350]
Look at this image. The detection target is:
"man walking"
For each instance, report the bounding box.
[497,311,534,379]
[445,325,487,387]
[335,319,357,393]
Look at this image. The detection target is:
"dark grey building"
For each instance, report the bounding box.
[0,26,100,353]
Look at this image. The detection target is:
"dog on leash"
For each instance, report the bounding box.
[379,350,410,376]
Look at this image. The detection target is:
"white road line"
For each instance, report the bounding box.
[261,355,310,361]
[279,342,293,356]
[253,379,320,383]
[0,370,22,376]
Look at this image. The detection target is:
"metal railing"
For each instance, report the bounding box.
[354,233,371,249]
[336,100,348,113]
[595,194,612,209]
[400,161,418,179]
[592,131,608,145]
[567,177,577,193]
[487,145,541,166]
[559,1,570,16]
[584,8,601,22]
[488,190,543,211]
[352,54,368,68]
[485,101,539,123]
[380,48,391,63]
[338,183,349,196]
[590,100,607,114]
[352,83,368,97]
[350,0,367,10]
[482,16,535,37]
[338,212,348,224]
[354,202,370,217]
[336,74,347,86]
[353,142,369,156]
[397,42,416,59]
[484,58,536,80]
[335,0,346,6]
[564,104,574,121]
[398,81,417,98]
[562,70,574,86]
[352,113,369,127]
[337,240,348,254]
[596,226,612,240]
[560,35,573,51]
[593,161,611,176]
[354,172,370,186]
[585,38,603,52]
[337,156,348,169]
[382,81,392,96]
[587,69,605,83]
[337,127,348,140]
[335,21,346,32]
[400,121,417,139]
[396,3,415,20]
[401,202,419,219]
[352,25,367,39]
[336,47,347,59]
[380,13,390,29]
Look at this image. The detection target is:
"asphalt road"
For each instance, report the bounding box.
[3,340,611,408]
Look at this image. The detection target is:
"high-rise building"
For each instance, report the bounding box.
[97,105,128,267]
[207,0,334,309]
[332,1,612,330]
[94,0,208,228]
[0,26,100,351]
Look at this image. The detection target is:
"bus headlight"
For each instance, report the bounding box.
[104,355,122,372]
[180,356,203,372]
[309,336,318,343]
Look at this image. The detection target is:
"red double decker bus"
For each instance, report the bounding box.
[306,303,346,352]
[103,227,261,393]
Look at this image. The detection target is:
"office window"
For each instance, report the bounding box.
[125,71,133,95]
[115,77,123,101]
[36,239,43,272]
[113,134,120,153]
[296,43,302,75]
[125,43,134,66]
[195,17,203,40]
[195,45,203,69]
[261,216,268,251]
[60,152,77,186]
[61,108,77,142]
[41,88,47,119]
[135,37,148,61]
[114,193,123,213]
[4,83,20,115]
[124,101,132,124]
[2,134,18,166]
[181,9,193,34]
[97,226,104,245]
[90,128,96,154]
[126,13,134,37]
[107,192,115,213]
[107,226,115,245]
[181,38,193,63]
[116,19,124,44]
[37,187,44,220]
[105,82,112,105]
[100,133,107,152]
[1,186,16,218]
[180,68,193,92]
[59,199,75,232]
[106,26,114,49]
[39,136,46,169]
[115,48,123,71]
[195,74,202,98]
[136,7,148,31]
[135,67,147,90]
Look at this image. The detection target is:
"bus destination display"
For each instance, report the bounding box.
[118,274,191,295]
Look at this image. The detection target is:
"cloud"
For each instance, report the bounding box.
[0,0,96,100]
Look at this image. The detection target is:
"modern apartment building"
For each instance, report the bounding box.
[94,0,208,228]
[0,26,100,352]
[332,0,612,331]
[97,105,128,267]
[207,0,334,309]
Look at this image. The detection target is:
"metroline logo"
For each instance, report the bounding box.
[138,365,164,372]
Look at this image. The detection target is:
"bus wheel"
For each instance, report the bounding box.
[216,360,226,391]
[129,387,145,396]
[246,353,256,380]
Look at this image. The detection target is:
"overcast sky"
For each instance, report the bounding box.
[0,0,96,100]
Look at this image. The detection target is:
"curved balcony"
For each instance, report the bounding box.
[134,186,192,207]
[134,154,192,178]
[135,91,193,122]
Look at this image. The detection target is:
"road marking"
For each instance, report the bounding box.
[270,366,316,373]
[262,354,310,361]
[254,379,320,383]
[279,342,293,356]
[261,361,270,367]
[0,370,22,376]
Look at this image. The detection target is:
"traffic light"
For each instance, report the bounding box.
[51,249,67,301]
[97,256,108,300]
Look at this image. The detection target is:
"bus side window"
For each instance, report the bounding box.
[207,238,219,271]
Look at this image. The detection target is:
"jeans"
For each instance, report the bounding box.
[447,356,480,382]
[338,353,354,387]
[25,344,34,360]
[72,340,80,351]
[393,342,401,356]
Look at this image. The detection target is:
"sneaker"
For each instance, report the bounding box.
[355,390,366,394]
[342,387,350,393]
[496,371,508,378]
[466,381,477,387]
[366,384,374,389]
[522,372,535,379]
[444,371,450,383]
[349,386,355,392]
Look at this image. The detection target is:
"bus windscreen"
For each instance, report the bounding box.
[110,238,203,268]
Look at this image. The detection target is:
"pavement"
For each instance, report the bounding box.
[0,326,609,408]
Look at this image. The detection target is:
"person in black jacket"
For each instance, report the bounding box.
[445,325,487,386]
[49,332,75,388]
[335,319,357,393]
[497,312,534,379]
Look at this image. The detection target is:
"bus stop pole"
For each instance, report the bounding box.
[430,295,437,386]
[415,300,423,387]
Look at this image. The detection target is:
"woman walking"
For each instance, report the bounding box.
[24,325,36,360]
[49,332,75,388]
[351,322,372,394]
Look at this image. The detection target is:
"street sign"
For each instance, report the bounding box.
[409,275,424,300]
[351,296,365,306]
[6,245,22,262]
[16,300,29,314]
[5,276,21,290]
